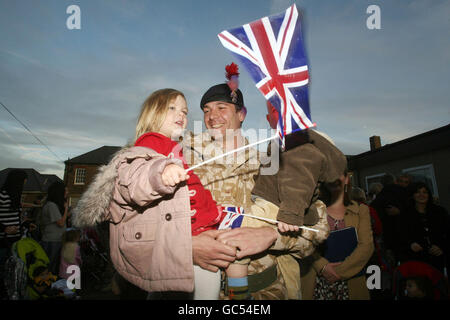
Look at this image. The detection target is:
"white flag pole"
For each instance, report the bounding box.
[185,134,278,173]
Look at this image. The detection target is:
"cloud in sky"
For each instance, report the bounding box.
[0,0,449,179]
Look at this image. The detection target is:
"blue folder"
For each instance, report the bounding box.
[324,227,358,262]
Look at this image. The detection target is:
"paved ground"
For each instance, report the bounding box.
[80,288,119,300]
[78,275,148,300]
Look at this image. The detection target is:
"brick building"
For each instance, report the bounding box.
[348,123,450,211]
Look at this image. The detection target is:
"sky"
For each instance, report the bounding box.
[0,0,449,179]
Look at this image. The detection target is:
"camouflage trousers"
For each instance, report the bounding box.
[221,198,293,300]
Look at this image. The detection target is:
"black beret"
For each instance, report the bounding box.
[200,83,244,110]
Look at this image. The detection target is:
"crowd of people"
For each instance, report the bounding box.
[1,63,449,301]
[354,174,450,299]
[0,171,90,300]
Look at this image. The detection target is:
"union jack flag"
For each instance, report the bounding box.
[219,206,244,230]
[218,4,314,146]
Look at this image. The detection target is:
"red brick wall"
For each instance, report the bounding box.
[64,163,101,207]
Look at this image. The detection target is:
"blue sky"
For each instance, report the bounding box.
[1,0,449,178]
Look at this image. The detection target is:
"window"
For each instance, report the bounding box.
[365,173,386,192]
[74,168,86,185]
[402,164,438,198]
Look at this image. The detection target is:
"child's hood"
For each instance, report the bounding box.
[71,146,163,228]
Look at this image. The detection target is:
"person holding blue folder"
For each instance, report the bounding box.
[300,170,374,300]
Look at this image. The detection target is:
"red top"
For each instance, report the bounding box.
[135,132,223,235]
[367,204,383,236]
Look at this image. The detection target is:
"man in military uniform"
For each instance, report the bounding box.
[183,79,329,299]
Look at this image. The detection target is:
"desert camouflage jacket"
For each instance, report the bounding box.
[182,131,329,299]
[182,131,260,213]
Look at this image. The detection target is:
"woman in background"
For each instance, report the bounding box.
[40,181,70,275]
[400,182,449,274]
[300,171,374,300]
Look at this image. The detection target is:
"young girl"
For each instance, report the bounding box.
[59,228,82,280]
[133,88,236,299]
[134,89,223,236]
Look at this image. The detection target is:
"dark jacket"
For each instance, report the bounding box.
[371,184,408,253]
[399,204,449,271]
[252,129,347,226]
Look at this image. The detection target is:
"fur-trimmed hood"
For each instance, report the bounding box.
[71,144,194,293]
[71,146,163,228]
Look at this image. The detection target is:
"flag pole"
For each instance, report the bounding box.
[185,133,278,172]
[185,123,316,173]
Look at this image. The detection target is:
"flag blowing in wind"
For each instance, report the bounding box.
[218,4,314,144]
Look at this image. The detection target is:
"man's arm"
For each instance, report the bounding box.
[192,229,237,272]
[216,227,278,259]
[219,200,329,260]
[215,210,328,261]
[56,201,69,227]
[270,201,330,259]
[334,205,374,279]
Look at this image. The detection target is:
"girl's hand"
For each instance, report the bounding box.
[162,164,189,186]
[411,242,423,252]
[277,221,299,233]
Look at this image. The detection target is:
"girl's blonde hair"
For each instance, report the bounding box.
[135,88,186,142]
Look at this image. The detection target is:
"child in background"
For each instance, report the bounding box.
[59,228,82,280]
[404,276,434,300]
[31,265,77,299]
[29,265,61,299]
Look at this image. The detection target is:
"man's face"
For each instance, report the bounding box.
[203,101,245,138]
[397,177,410,188]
